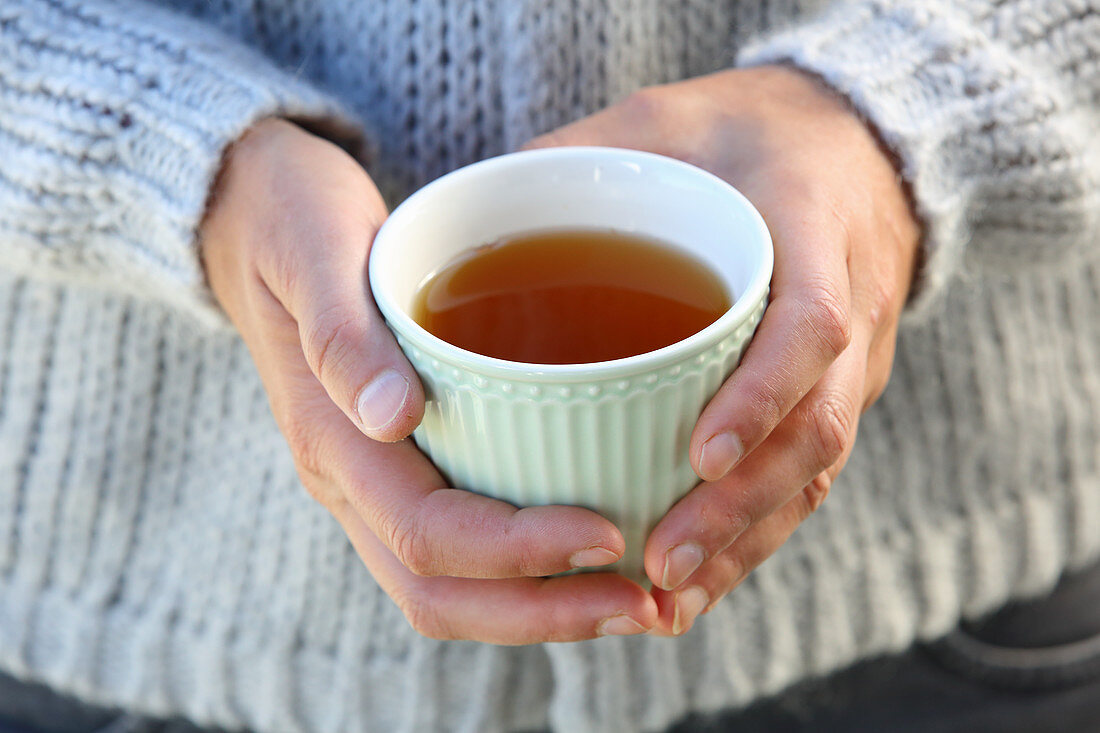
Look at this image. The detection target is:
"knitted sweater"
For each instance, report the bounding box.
[2,1,1099,731]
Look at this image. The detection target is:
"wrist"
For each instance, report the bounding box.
[754,65,922,301]
[199,118,302,307]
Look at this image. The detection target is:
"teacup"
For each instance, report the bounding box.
[369,146,772,581]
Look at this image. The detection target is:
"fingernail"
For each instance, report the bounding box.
[660,542,705,590]
[356,369,409,432]
[597,614,647,637]
[672,586,709,635]
[570,546,620,569]
[698,432,743,482]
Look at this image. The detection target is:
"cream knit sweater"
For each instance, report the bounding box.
[2,1,1099,731]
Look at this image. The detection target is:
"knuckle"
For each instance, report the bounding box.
[282,421,340,508]
[261,242,299,306]
[865,372,891,410]
[708,553,750,612]
[297,473,344,515]
[502,511,553,577]
[740,373,787,439]
[524,130,567,150]
[386,512,439,577]
[803,474,832,515]
[282,416,326,481]
[712,499,755,540]
[801,279,852,359]
[720,552,747,590]
[396,588,455,640]
[298,473,329,505]
[807,396,853,469]
[301,303,364,388]
[863,340,899,412]
[506,538,542,578]
[622,85,667,119]
[823,190,859,254]
[867,276,899,331]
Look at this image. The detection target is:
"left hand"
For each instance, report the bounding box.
[525,66,921,635]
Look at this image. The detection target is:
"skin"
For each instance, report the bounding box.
[200,65,920,643]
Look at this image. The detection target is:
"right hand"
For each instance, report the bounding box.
[200,118,657,643]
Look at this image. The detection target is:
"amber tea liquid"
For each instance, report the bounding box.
[411,230,732,364]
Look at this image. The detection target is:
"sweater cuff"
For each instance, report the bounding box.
[123,56,361,329]
[129,63,362,329]
[737,2,1093,316]
[2,1,365,329]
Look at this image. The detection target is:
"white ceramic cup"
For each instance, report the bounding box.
[369,147,772,581]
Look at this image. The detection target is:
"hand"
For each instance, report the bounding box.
[526,66,921,634]
[201,118,657,643]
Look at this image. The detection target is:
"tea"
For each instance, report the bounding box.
[411,229,731,364]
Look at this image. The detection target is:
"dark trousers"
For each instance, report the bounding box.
[674,561,1100,733]
[4,562,1100,733]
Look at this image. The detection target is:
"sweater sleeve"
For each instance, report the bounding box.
[0,0,364,327]
[738,1,1100,313]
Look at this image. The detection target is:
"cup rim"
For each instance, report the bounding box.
[368,146,773,383]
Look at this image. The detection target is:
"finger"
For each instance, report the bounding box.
[335,503,657,643]
[334,422,627,578]
[248,304,627,578]
[862,327,899,410]
[255,181,424,443]
[848,248,906,411]
[648,482,824,636]
[648,257,897,625]
[689,211,853,484]
[648,325,868,590]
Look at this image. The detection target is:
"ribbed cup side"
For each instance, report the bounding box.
[398,298,765,581]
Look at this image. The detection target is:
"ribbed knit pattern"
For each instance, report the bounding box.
[1,1,1098,732]
[0,0,357,327]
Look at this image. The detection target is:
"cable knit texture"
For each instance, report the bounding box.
[1,1,1099,732]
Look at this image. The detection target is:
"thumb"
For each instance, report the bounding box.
[300,277,425,442]
[270,210,425,443]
